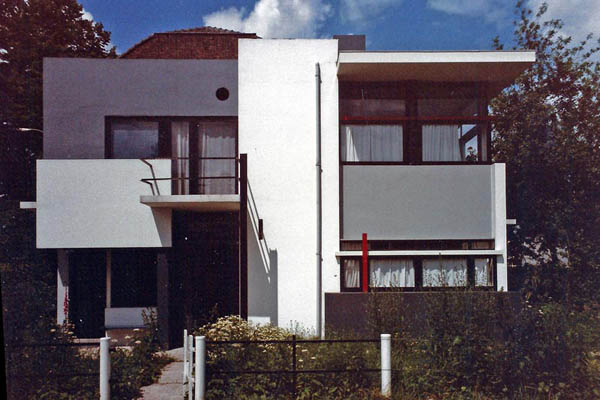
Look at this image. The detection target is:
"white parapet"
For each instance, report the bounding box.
[36,159,172,248]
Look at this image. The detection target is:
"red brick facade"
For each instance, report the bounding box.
[121,27,259,60]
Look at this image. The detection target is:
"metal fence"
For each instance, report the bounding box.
[4,337,112,400]
[183,330,392,400]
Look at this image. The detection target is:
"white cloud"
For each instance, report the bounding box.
[82,8,94,21]
[340,0,401,23]
[528,0,600,47]
[426,0,510,26]
[202,0,333,38]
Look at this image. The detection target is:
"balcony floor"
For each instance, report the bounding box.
[140,194,240,212]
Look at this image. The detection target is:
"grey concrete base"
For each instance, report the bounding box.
[140,348,184,400]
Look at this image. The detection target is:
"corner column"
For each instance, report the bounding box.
[239,154,248,319]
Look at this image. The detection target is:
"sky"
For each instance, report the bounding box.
[77,0,600,55]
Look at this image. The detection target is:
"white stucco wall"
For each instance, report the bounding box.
[239,39,339,332]
[43,58,238,159]
[492,163,508,291]
[37,159,171,248]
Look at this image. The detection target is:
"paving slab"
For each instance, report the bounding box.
[140,348,185,400]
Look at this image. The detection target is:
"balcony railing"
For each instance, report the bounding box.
[141,156,239,196]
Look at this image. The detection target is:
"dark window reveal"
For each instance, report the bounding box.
[111,249,157,308]
[216,87,230,101]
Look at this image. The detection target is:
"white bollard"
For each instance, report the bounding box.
[100,337,111,400]
[381,334,391,397]
[183,329,188,383]
[195,336,206,400]
[188,335,194,400]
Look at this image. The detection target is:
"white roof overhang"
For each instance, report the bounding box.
[337,50,536,97]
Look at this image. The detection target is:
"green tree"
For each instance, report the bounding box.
[0,0,116,130]
[492,1,600,303]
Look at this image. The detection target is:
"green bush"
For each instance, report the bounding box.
[6,309,172,400]
[366,292,599,399]
[194,316,381,399]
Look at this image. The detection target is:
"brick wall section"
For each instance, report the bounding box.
[121,33,259,59]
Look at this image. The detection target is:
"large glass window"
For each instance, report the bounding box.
[422,123,487,162]
[423,258,468,287]
[198,121,237,194]
[341,125,403,162]
[370,258,414,288]
[111,120,159,159]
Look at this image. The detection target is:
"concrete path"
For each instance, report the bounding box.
[140,348,185,400]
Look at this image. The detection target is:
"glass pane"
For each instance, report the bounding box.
[475,257,494,287]
[422,125,461,161]
[340,99,406,117]
[341,125,403,162]
[418,98,478,117]
[423,258,468,287]
[171,121,190,195]
[112,120,159,159]
[370,258,414,288]
[343,259,360,289]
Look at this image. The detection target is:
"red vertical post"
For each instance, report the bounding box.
[362,233,368,293]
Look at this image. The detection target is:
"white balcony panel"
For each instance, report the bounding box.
[342,164,496,240]
[36,159,171,248]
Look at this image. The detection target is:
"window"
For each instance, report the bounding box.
[370,258,414,288]
[341,125,403,162]
[475,257,494,287]
[342,259,361,290]
[423,258,468,287]
[106,117,238,195]
[110,120,160,159]
[111,249,157,308]
[422,123,487,162]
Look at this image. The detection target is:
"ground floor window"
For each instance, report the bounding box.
[370,258,414,288]
[111,249,157,308]
[340,255,496,291]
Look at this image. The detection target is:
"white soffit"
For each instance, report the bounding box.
[337,50,536,95]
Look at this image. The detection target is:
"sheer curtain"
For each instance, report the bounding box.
[344,259,360,288]
[370,259,414,287]
[199,122,236,194]
[475,258,493,286]
[171,122,189,195]
[422,125,461,161]
[342,125,403,161]
[423,258,467,287]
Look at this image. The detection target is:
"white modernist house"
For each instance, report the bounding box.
[25,30,535,346]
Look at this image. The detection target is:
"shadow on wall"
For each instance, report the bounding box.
[247,180,278,326]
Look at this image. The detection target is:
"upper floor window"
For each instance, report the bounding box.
[110,120,160,159]
[106,117,237,195]
[339,82,491,164]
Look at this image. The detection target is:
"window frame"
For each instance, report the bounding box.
[339,254,497,293]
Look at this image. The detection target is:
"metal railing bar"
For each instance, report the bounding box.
[208,369,381,375]
[140,158,160,196]
[206,339,380,345]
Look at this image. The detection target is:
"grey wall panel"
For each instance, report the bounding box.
[342,165,493,240]
[43,58,238,159]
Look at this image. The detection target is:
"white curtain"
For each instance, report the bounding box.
[171,122,189,195]
[475,258,493,286]
[422,125,461,161]
[344,259,360,288]
[342,125,403,161]
[370,259,414,288]
[423,258,467,287]
[199,122,236,194]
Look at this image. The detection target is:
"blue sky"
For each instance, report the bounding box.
[78,0,598,55]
